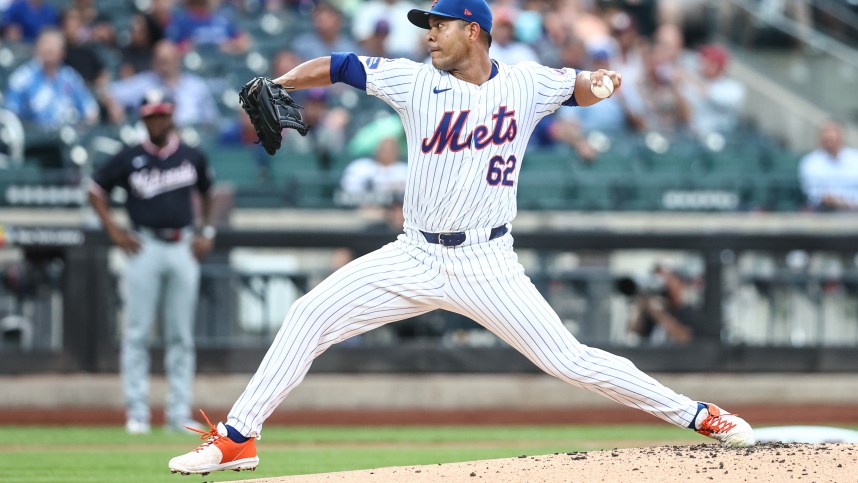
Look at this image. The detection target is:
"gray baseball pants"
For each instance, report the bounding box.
[122,228,199,426]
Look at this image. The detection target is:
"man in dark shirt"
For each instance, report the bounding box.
[87,90,216,434]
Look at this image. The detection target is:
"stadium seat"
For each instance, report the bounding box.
[271,149,339,208]
[206,145,264,186]
[755,141,804,211]
[701,139,764,176]
[639,136,704,175]
[519,150,575,210]
[565,136,641,210]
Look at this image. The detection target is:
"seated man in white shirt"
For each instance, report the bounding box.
[338,136,407,207]
[799,119,858,211]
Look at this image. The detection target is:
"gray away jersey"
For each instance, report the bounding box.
[360,56,577,233]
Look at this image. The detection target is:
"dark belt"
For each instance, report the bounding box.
[138,226,187,243]
[420,225,508,247]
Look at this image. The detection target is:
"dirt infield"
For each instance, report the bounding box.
[236,443,857,483]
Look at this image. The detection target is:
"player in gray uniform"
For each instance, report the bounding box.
[169,0,754,475]
[88,90,216,434]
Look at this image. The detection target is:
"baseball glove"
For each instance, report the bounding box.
[238,77,309,155]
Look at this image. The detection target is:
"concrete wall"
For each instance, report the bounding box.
[2,373,856,411]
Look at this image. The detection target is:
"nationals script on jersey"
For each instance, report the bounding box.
[360,56,577,233]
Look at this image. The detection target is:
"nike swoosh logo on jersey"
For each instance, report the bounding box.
[433,87,452,94]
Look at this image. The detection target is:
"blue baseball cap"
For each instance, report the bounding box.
[408,0,493,34]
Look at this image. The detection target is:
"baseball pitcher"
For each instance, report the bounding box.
[169,0,753,475]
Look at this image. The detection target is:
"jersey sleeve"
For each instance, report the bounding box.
[358,56,421,111]
[194,151,213,195]
[89,149,131,196]
[528,62,579,120]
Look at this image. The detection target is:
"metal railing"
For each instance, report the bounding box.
[2,227,858,374]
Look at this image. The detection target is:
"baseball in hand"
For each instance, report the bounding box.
[590,77,615,99]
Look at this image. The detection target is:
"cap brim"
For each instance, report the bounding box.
[140,104,174,117]
[407,8,459,30]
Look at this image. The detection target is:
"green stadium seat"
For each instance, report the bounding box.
[701,140,764,176]
[206,145,260,188]
[271,149,338,208]
[519,150,575,210]
[752,142,804,211]
[639,140,703,175]
[563,137,642,210]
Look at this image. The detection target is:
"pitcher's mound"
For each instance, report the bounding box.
[236,443,855,483]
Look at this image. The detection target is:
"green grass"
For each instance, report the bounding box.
[0,425,700,483]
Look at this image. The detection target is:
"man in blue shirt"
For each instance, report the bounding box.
[1,0,58,43]
[106,40,218,128]
[3,29,99,129]
[167,0,249,53]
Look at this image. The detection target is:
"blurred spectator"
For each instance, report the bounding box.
[61,7,106,87]
[270,48,301,78]
[530,114,598,162]
[346,113,405,159]
[561,0,612,52]
[80,1,116,48]
[330,193,406,270]
[558,47,643,138]
[148,0,176,31]
[70,0,97,27]
[338,136,407,207]
[544,33,588,71]
[534,15,579,67]
[358,18,391,58]
[535,45,642,160]
[166,0,249,53]
[3,29,98,129]
[609,0,658,37]
[653,23,695,70]
[625,41,691,137]
[351,0,422,59]
[683,44,746,139]
[106,39,218,127]
[658,0,711,46]
[489,9,538,65]
[607,11,643,91]
[799,120,858,211]
[119,13,165,79]
[286,87,349,171]
[1,0,58,43]
[625,264,713,345]
[292,1,360,60]
[61,6,116,124]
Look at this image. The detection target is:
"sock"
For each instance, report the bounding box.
[225,424,250,443]
[688,402,708,429]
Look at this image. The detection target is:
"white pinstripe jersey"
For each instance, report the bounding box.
[359,56,577,233]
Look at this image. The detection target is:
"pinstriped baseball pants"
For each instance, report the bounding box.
[227,233,699,437]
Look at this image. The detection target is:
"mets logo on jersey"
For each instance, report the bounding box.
[365,57,381,69]
[421,107,518,154]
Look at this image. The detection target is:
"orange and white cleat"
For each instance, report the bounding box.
[168,411,258,475]
[694,403,755,447]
